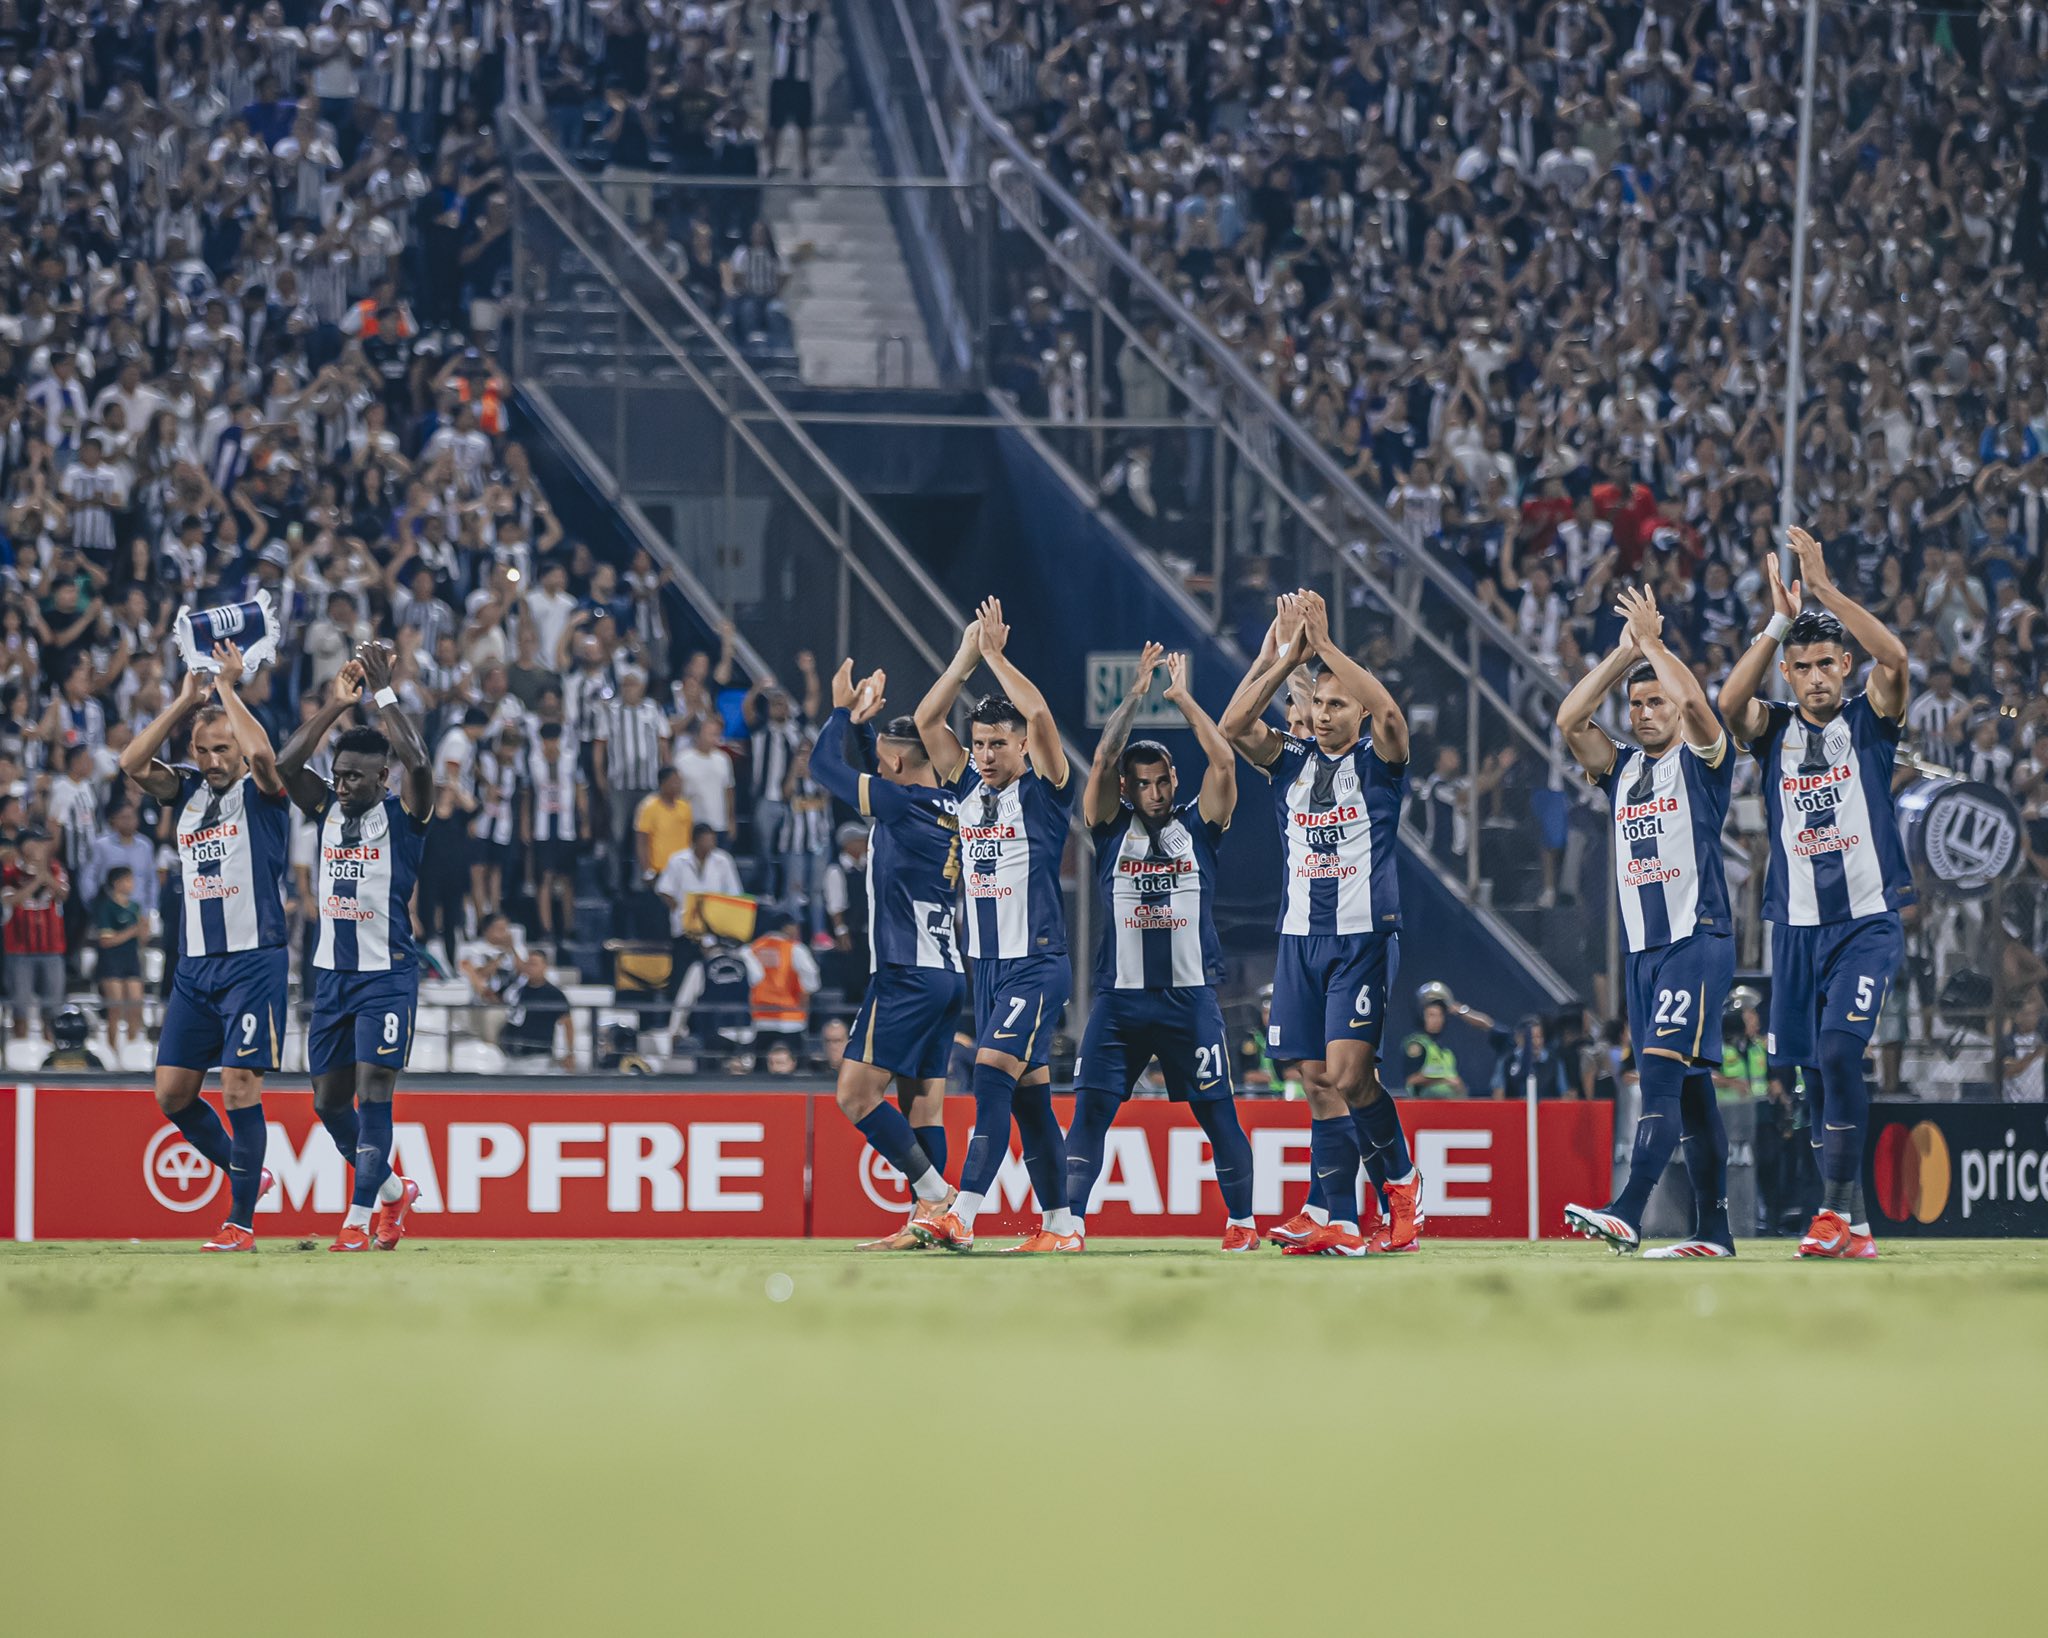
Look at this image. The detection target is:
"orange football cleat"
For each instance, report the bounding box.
[1380,1173,1424,1251]
[910,1210,974,1252]
[1798,1210,1876,1259]
[1366,1221,1418,1254]
[201,1222,257,1252]
[328,1223,373,1252]
[1001,1229,1084,1253]
[1219,1224,1260,1252]
[1282,1221,1369,1257]
[1264,1211,1318,1249]
[371,1177,421,1250]
[857,1223,924,1251]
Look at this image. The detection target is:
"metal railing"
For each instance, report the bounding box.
[504,109,1099,1015]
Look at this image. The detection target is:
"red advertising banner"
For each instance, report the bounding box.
[809,1096,1613,1242]
[15,1087,809,1240]
[7,1086,1609,1242]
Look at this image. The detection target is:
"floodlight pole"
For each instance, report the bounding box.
[1778,0,1821,566]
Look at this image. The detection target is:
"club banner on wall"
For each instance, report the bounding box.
[1866,1102,2048,1237]
[5,1085,1611,1242]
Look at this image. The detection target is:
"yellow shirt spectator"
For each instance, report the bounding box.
[635,772,695,878]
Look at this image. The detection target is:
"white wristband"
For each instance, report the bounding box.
[374,687,399,708]
[1761,614,1791,644]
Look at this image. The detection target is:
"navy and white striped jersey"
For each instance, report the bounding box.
[1092,798,1225,991]
[808,709,962,973]
[311,792,429,972]
[1268,735,1404,935]
[951,762,1073,960]
[1596,732,1733,952]
[1752,695,1915,926]
[174,770,292,956]
[528,746,579,841]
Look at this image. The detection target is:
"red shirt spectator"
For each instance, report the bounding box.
[1592,480,1663,570]
[3,843,69,956]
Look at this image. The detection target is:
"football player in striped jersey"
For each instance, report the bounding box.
[1720,529,1914,1260]
[1066,646,1257,1249]
[278,643,435,1251]
[1557,587,1737,1258]
[121,646,291,1250]
[1222,591,1419,1256]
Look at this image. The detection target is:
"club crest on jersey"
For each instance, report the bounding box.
[359,806,390,843]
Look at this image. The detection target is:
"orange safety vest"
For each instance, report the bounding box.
[455,375,505,435]
[352,298,415,340]
[748,935,809,1026]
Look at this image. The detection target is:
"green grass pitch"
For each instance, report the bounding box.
[4,1238,2043,1636]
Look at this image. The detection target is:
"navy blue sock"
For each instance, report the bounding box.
[1192,1098,1255,1221]
[226,1103,267,1229]
[913,1124,947,1180]
[1356,1143,1389,1219]
[958,1062,1018,1198]
[1063,1087,1121,1221]
[1353,1093,1414,1182]
[351,1101,394,1209]
[167,1098,233,1172]
[1310,1116,1364,1228]
[1677,1071,1731,1246]
[1817,1031,1870,1216]
[317,1099,360,1166]
[1303,1169,1328,1216]
[854,1102,935,1190]
[1611,1053,1688,1230]
[1012,1080,1067,1213]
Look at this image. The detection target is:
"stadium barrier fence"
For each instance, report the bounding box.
[3,1084,1611,1244]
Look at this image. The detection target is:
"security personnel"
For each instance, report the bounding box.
[42,1005,108,1071]
[1402,982,1477,1097]
[748,906,818,1043]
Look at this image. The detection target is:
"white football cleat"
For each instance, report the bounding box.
[1563,1204,1640,1254]
[1642,1239,1737,1259]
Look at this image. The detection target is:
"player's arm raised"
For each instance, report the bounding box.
[1219,594,1304,768]
[974,597,1069,788]
[1553,623,1639,781]
[1085,641,1162,825]
[913,619,978,783]
[277,661,363,816]
[119,665,211,802]
[1299,589,1408,765]
[1787,523,1910,720]
[814,660,900,818]
[1718,552,1801,749]
[1164,651,1236,827]
[207,641,284,796]
[358,641,433,819]
[1620,587,1721,753]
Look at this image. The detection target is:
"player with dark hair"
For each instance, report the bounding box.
[807,660,964,1250]
[909,599,1077,1253]
[1556,587,1738,1257]
[278,642,435,1252]
[1221,591,1419,1256]
[1066,645,1257,1248]
[1720,528,1914,1259]
[118,643,291,1251]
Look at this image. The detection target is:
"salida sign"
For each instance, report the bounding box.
[6,1086,1612,1242]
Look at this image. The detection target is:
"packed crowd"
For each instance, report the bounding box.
[0,0,842,1058]
[964,0,2048,1044]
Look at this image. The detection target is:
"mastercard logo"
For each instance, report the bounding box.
[1872,1121,1951,1224]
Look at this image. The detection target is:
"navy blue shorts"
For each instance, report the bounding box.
[1625,932,1736,1066]
[1768,914,1903,1063]
[309,965,421,1078]
[1078,986,1232,1100]
[1267,932,1399,1061]
[158,947,289,1074]
[972,953,1070,1071]
[849,965,966,1082]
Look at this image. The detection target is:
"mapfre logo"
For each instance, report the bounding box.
[858,1148,912,1212]
[1872,1120,1950,1224]
[143,1124,223,1213]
